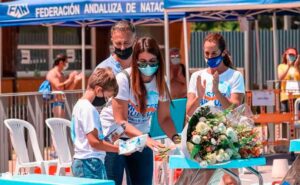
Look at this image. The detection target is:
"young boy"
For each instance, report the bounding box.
[71,68,119,179]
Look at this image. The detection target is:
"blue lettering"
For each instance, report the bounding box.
[200,99,208,105]
[206,92,214,97]
[214,100,222,107]
[19,5,27,15]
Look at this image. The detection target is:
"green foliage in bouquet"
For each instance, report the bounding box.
[186,105,262,166]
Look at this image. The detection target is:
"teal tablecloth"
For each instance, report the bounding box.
[0,174,115,185]
[169,155,266,169]
[289,139,300,152]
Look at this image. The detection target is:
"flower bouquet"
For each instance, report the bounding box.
[181,105,262,167]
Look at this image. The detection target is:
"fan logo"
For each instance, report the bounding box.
[7,4,29,18]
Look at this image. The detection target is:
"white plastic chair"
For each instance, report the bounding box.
[46,118,72,176]
[4,119,57,175]
[294,98,300,138]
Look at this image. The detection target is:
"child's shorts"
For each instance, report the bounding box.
[72,158,107,179]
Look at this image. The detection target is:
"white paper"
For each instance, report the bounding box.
[286,80,300,95]
[21,50,31,64]
[104,123,125,142]
[118,134,148,155]
[252,90,275,106]
[67,49,75,63]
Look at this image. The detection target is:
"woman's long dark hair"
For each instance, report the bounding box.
[204,33,234,69]
[131,37,169,114]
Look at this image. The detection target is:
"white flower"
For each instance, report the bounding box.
[219,135,228,141]
[192,135,201,144]
[225,148,234,157]
[196,121,211,135]
[219,115,226,123]
[213,126,219,133]
[206,153,217,164]
[211,138,217,145]
[199,117,207,122]
[200,161,208,167]
[216,153,225,162]
[226,127,238,142]
[223,153,230,161]
[218,149,225,154]
[218,123,227,133]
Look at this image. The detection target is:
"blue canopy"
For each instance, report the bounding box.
[165,0,300,10]
[164,0,300,20]
[162,0,300,91]
[0,0,184,27]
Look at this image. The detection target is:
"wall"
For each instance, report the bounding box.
[0,22,190,93]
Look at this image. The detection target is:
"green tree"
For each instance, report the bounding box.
[192,21,240,32]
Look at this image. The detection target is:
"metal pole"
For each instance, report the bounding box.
[284,15,291,30]
[246,167,264,185]
[164,11,171,92]
[81,25,86,90]
[48,26,53,70]
[272,12,279,80]
[255,20,263,89]
[183,17,190,88]
[244,20,250,91]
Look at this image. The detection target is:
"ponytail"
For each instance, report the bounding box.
[222,50,235,69]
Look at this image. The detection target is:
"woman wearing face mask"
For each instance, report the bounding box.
[104,37,180,185]
[186,33,244,116]
[277,47,300,112]
[183,33,244,185]
[170,48,187,99]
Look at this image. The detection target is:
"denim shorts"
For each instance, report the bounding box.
[72,158,107,179]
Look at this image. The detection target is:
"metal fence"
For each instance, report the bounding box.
[0,90,83,173]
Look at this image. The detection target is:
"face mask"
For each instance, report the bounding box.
[138,65,159,77]
[287,54,297,63]
[171,58,180,65]
[205,54,223,68]
[63,62,69,70]
[114,47,133,60]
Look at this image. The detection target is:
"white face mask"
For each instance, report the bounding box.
[63,62,69,70]
[171,57,181,65]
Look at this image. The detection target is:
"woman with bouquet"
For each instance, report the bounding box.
[183,33,245,184]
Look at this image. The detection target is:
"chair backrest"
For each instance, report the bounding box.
[45,118,72,164]
[4,119,44,164]
[150,98,187,138]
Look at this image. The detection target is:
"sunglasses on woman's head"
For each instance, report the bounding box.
[137,58,159,68]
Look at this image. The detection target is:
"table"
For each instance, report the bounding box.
[0,174,115,185]
[169,155,266,185]
[289,139,300,152]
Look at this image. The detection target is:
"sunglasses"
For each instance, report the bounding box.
[137,58,159,68]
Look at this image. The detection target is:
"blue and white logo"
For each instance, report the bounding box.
[7,4,29,18]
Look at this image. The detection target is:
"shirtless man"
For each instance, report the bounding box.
[46,54,82,117]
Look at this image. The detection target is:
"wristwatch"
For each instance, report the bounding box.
[171,133,181,144]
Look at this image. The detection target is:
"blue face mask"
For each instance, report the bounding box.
[288,54,297,63]
[205,54,223,68]
[138,65,159,77]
